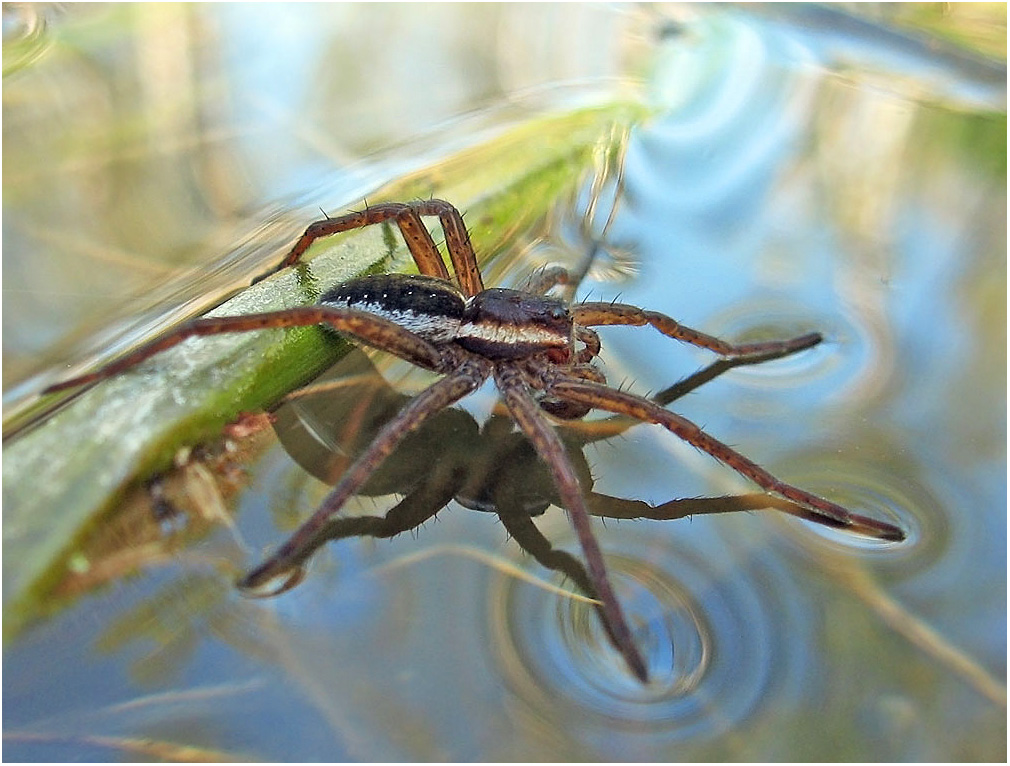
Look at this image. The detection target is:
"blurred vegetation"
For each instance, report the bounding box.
[862,2,1008,61]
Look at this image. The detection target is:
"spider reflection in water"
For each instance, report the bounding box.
[45,200,905,682]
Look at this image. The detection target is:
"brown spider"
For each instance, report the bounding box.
[44,199,904,682]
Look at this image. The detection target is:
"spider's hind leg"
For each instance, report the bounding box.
[276,202,451,284]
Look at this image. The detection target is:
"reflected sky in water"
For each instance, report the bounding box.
[3,3,1005,761]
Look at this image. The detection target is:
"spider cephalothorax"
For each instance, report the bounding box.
[44,199,904,682]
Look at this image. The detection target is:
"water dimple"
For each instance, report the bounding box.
[767,455,946,580]
[702,299,862,394]
[486,529,809,743]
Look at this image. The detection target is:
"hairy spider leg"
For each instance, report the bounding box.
[42,307,447,393]
[240,359,488,590]
[276,476,456,577]
[494,364,650,682]
[546,378,904,542]
[574,302,823,358]
[278,200,484,297]
[574,326,602,363]
[518,265,818,362]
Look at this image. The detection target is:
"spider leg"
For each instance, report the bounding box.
[275,200,484,297]
[247,467,461,583]
[42,306,450,393]
[574,302,822,358]
[498,510,602,607]
[590,489,903,540]
[494,364,649,682]
[277,202,448,283]
[586,492,796,520]
[421,199,484,297]
[546,377,905,542]
[240,359,488,590]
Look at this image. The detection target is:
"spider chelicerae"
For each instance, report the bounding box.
[45,199,904,682]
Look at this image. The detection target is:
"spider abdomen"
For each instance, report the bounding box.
[320,273,465,342]
[457,288,572,360]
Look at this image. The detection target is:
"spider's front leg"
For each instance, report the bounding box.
[573,302,822,359]
[272,200,484,297]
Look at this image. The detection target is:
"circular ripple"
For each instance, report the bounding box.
[486,528,811,741]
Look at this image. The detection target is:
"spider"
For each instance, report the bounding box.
[45,199,905,682]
